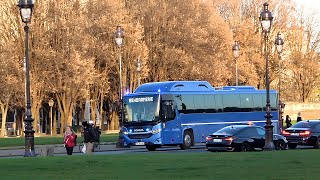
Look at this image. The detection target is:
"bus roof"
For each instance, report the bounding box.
[133,81,276,94]
[134,81,214,93]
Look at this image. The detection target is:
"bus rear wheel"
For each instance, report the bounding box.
[146,145,157,151]
[180,131,193,150]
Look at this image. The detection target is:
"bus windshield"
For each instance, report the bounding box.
[123,95,160,123]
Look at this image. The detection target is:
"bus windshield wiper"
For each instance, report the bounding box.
[139,119,150,122]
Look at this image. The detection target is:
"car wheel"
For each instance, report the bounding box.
[275,140,287,150]
[314,137,320,149]
[146,145,157,151]
[180,131,193,150]
[241,142,251,152]
[288,143,297,149]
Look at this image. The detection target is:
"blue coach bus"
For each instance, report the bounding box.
[121,81,279,151]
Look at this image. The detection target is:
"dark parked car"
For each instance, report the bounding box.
[282,120,320,149]
[206,125,287,152]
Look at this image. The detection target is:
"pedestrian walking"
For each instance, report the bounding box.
[82,121,97,154]
[297,112,302,122]
[63,126,77,155]
[89,120,101,152]
[285,115,292,128]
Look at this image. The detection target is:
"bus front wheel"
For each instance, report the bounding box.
[180,131,193,150]
[146,145,157,151]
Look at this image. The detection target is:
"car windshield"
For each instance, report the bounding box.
[215,126,243,135]
[291,121,318,128]
[123,95,160,123]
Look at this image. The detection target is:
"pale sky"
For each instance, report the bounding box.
[292,0,320,35]
[292,0,320,14]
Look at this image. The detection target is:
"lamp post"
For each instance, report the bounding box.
[18,0,36,157]
[275,32,284,131]
[114,26,125,148]
[137,58,141,86]
[232,41,240,86]
[259,2,274,150]
[48,99,54,136]
[114,26,124,100]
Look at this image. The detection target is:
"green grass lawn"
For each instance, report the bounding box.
[0,134,118,148]
[0,150,319,180]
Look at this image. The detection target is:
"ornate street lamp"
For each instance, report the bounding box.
[114,26,124,100]
[275,32,284,131]
[17,0,36,157]
[137,58,141,86]
[259,2,274,150]
[48,99,54,136]
[232,41,240,86]
[114,26,125,148]
[275,32,284,55]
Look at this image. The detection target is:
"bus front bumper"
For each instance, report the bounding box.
[122,133,162,147]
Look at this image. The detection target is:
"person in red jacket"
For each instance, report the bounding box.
[64,126,77,155]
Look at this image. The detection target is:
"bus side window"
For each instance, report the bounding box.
[161,101,176,121]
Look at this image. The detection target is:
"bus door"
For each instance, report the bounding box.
[161,100,181,145]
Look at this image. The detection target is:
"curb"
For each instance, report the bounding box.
[0,142,116,150]
[0,145,146,158]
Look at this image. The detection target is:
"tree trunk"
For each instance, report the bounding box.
[31,107,40,133]
[31,90,43,133]
[99,94,104,129]
[20,111,25,137]
[0,106,8,137]
[15,109,23,136]
[13,109,16,136]
[53,109,57,135]
[56,92,75,132]
[91,100,96,124]
[110,111,116,130]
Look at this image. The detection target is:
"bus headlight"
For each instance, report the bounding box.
[151,128,161,134]
[121,127,129,134]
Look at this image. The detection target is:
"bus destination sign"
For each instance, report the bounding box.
[128,97,154,103]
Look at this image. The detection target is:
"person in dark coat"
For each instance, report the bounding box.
[89,120,101,152]
[285,115,292,128]
[297,112,302,123]
[82,121,96,154]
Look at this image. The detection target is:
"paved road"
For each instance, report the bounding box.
[0,143,315,158]
[0,143,206,157]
